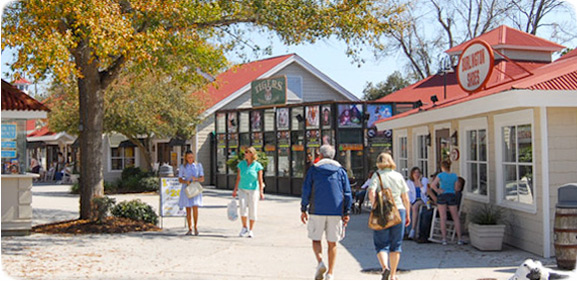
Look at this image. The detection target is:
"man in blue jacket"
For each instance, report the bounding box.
[301,144,352,280]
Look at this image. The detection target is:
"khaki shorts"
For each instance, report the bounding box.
[307,215,344,242]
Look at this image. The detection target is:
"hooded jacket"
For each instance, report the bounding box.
[301,158,352,216]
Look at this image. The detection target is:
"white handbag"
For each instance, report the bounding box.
[185,181,203,198]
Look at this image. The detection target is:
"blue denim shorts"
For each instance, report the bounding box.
[437,193,458,206]
[373,209,406,253]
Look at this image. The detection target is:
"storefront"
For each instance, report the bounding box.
[2,79,50,235]
[213,101,413,195]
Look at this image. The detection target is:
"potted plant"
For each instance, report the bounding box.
[468,204,506,251]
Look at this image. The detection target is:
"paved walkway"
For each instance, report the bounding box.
[1,184,554,279]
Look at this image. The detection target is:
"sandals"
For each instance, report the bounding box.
[381,268,390,280]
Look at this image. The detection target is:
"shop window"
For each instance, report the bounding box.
[495,110,535,213]
[291,131,305,178]
[416,134,429,178]
[466,129,488,198]
[264,132,276,176]
[216,134,227,174]
[292,107,304,131]
[216,113,226,133]
[239,111,250,133]
[264,109,275,132]
[110,147,135,171]
[502,124,533,205]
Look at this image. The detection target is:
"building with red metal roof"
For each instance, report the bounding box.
[374,26,577,258]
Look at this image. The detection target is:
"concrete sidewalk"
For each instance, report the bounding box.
[1,184,553,280]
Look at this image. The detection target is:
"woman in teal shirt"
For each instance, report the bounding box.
[232,147,265,238]
[430,160,464,245]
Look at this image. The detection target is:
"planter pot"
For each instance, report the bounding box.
[469,222,506,251]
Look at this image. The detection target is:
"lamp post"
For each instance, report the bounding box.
[438,55,455,100]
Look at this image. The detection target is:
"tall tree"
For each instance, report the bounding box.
[48,71,207,172]
[2,0,406,219]
[383,0,574,80]
[362,71,412,100]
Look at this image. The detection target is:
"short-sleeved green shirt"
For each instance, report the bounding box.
[237,160,263,190]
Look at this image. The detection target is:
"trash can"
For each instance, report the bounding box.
[158,164,174,177]
[554,183,577,270]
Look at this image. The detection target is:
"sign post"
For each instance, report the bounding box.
[457,40,494,93]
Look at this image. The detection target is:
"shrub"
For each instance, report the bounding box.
[121,167,145,181]
[139,177,159,192]
[92,196,116,223]
[111,199,158,225]
[70,182,80,194]
[71,181,118,194]
[470,204,504,225]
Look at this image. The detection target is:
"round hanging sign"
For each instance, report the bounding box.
[457,40,494,93]
[450,148,460,162]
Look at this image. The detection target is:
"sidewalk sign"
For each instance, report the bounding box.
[159,177,186,228]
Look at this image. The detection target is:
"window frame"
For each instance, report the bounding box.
[394,129,409,179]
[286,75,303,99]
[494,109,537,214]
[459,117,490,203]
[413,126,429,179]
[109,146,138,172]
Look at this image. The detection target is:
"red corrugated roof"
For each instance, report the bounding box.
[1,80,50,112]
[27,126,54,137]
[377,52,577,122]
[446,25,564,55]
[377,60,546,104]
[13,78,31,85]
[557,48,577,61]
[192,54,294,109]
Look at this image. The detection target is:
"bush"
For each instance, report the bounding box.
[121,167,145,181]
[92,196,116,223]
[111,199,158,225]
[470,204,504,225]
[139,177,159,192]
[70,181,118,194]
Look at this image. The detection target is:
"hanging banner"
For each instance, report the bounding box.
[160,177,186,217]
[251,76,287,107]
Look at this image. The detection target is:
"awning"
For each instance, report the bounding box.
[27,141,46,149]
[119,140,137,148]
[168,137,186,146]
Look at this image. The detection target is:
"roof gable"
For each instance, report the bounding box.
[446,25,565,55]
[194,54,358,116]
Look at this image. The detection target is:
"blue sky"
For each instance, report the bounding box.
[2,0,577,98]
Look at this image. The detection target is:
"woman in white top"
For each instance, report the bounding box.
[368,153,411,280]
[406,167,428,239]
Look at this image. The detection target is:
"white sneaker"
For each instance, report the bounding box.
[324,273,333,280]
[315,261,327,280]
[247,230,254,238]
[239,227,248,237]
[408,229,415,239]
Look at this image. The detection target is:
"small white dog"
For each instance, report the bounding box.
[509,259,576,280]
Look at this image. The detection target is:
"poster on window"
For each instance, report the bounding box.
[366,104,393,147]
[306,106,319,128]
[337,104,363,128]
[277,108,289,130]
[251,111,262,131]
[160,177,186,217]
[228,113,237,133]
[321,105,332,128]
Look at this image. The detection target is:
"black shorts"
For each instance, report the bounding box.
[437,193,458,206]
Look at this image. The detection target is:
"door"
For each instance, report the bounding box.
[435,128,450,173]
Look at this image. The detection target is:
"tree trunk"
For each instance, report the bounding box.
[75,45,105,220]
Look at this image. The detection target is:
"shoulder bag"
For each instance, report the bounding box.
[368,173,402,230]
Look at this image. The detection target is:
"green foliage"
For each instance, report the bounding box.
[92,196,117,223]
[139,177,160,192]
[121,167,145,181]
[470,204,504,225]
[111,199,158,225]
[70,181,117,194]
[362,71,411,101]
[226,150,269,173]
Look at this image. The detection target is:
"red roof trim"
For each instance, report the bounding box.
[1,80,50,112]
